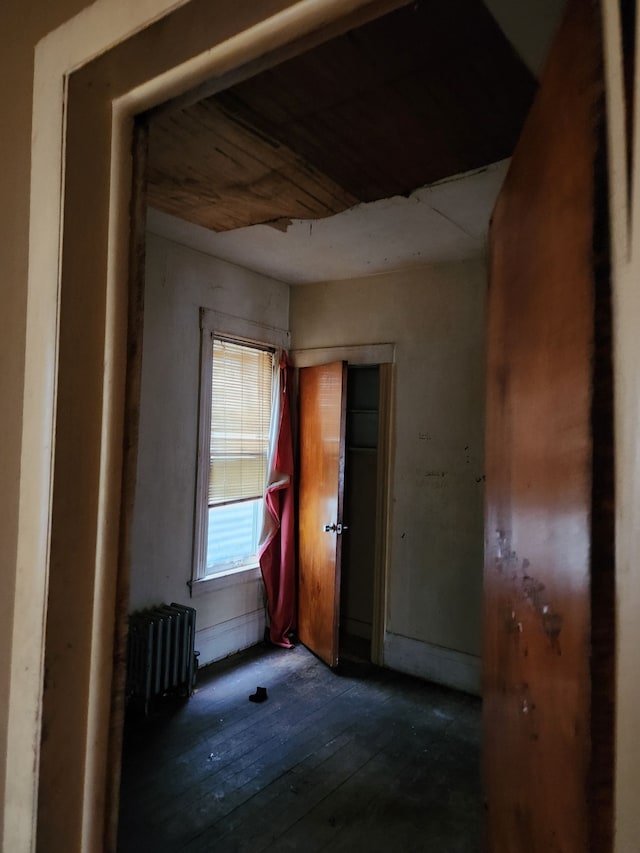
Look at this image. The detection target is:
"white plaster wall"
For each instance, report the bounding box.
[130,232,289,665]
[290,259,486,689]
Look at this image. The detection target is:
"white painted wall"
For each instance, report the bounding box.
[130,232,289,665]
[290,259,486,693]
[134,234,485,692]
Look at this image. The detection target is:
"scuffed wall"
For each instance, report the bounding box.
[291,259,486,669]
[131,233,290,664]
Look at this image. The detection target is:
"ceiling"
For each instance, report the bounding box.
[147,159,509,284]
[145,0,566,283]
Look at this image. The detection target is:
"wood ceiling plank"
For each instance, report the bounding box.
[209,0,535,203]
[147,0,536,231]
[147,100,358,231]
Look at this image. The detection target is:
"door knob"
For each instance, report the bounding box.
[323,523,349,534]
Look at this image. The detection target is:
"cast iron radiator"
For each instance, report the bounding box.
[126,602,198,714]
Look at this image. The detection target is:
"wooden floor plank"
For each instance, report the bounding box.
[187,695,405,851]
[118,644,481,852]
[128,673,380,825]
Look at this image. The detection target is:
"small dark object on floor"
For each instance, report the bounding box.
[249,686,268,703]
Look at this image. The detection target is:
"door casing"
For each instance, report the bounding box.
[291,345,395,668]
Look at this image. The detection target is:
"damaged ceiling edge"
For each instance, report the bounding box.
[146,0,536,235]
[146,159,510,284]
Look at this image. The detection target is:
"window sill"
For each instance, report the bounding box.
[189,563,262,596]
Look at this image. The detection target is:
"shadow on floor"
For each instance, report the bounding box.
[118,642,482,852]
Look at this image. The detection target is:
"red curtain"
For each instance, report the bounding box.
[258,353,296,647]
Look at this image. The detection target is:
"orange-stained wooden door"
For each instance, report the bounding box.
[298,361,347,667]
[484,0,614,851]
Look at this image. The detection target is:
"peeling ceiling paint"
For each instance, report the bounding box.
[147,160,510,284]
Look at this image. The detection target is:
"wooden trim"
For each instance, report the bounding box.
[190,564,262,595]
[334,362,348,668]
[601,4,640,849]
[102,117,149,853]
[193,313,290,583]
[371,362,393,666]
[589,88,616,848]
[192,326,214,583]
[144,0,414,120]
[291,343,395,368]
[200,308,290,350]
[602,0,630,267]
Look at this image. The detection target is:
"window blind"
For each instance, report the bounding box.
[209,337,273,507]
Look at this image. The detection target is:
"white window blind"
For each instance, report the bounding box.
[209,337,273,507]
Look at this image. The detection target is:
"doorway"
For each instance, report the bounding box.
[296,355,393,671]
[339,365,380,664]
[43,0,516,840]
[25,0,612,848]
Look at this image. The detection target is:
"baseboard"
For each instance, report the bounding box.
[196,609,265,667]
[384,632,481,696]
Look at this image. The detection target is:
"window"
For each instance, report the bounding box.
[192,310,289,587]
[205,337,273,573]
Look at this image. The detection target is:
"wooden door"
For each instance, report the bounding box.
[484,0,614,850]
[298,361,347,667]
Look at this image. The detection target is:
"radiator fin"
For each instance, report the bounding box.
[126,603,197,715]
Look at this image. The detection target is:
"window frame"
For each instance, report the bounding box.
[191,309,290,591]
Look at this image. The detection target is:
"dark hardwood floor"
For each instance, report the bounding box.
[118,643,481,852]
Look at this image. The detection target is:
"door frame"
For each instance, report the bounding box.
[291,343,396,666]
[16,2,410,848]
[10,1,637,852]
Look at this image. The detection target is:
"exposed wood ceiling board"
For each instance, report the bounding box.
[211,0,536,200]
[147,0,535,232]
[220,88,395,202]
[147,100,358,231]
[389,74,486,166]
[219,86,466,203]
[215,33,386,123]
[220,79,503,204]
[149,103,310,190]
[312,90,464,197]
[394,66,527,167]
[346,0,537,104]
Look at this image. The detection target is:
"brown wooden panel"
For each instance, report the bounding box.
[147,100,358,231]
[298,362,347,667]
[483,0,613,850]
[214,0,536,203]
